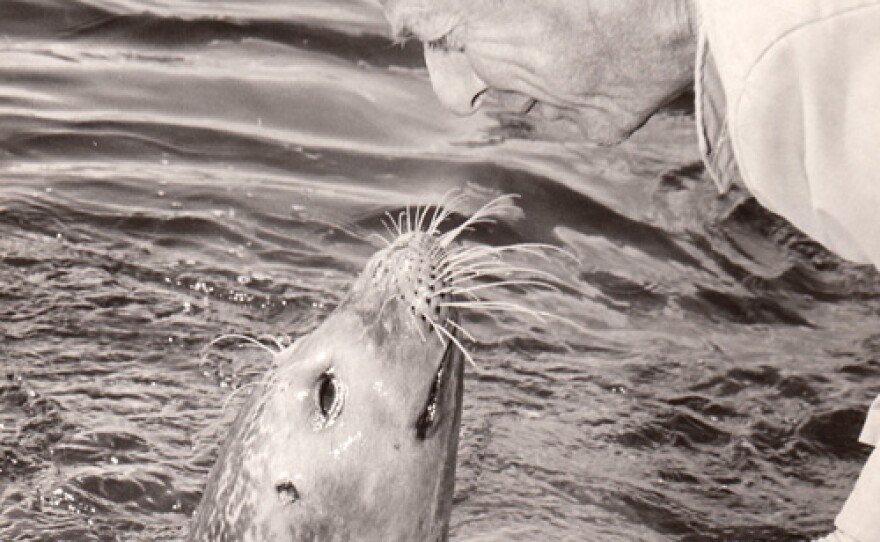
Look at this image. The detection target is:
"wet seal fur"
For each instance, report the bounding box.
[189,194,563,541]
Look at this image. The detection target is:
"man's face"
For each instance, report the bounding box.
[380,0,696,145]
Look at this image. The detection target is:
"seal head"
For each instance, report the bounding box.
[190,228,466,542]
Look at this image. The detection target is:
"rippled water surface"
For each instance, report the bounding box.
[2,2,880,541]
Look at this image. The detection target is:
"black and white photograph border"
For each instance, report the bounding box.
[1,1,879,541]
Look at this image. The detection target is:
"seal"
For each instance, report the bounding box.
[188,194,556,542]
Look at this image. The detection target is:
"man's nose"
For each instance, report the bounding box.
[423,47,488,116]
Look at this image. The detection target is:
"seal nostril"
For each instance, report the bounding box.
[276,481,300,506]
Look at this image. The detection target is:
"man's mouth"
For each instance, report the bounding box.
[485,89,537,115]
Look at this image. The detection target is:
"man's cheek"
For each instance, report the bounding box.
[466,52,530,97]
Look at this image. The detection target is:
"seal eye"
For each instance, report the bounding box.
[314,371,344,427]
[318,375,336,416]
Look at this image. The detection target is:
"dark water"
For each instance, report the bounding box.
[2,1,880,540]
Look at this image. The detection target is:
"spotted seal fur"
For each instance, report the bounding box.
[189,194,561,541]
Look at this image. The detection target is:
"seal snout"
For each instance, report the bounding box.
[356,232,455,340]
[188,193,550,541]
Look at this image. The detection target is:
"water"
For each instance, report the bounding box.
[1,1,879,540]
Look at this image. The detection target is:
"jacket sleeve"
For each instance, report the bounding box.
[698,0,880,267]
[835,399,880,542]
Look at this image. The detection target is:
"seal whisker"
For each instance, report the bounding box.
[256,334,287,351]
[444,271,563,289]
[506,242,579,264]
[368,232,392,247]
[203,333,280,357]
[435,248,519,272]
[435,248,499,269]
[428,197,454,235]
[437,244,572,274]
[438,194,519,248]
[440,301,591,336]
[424,203,438,232]
[438,301,550,322]
[380,218,399,242]
[222,381,263,411]
[433,321,477,369]
[415,203,429,233]
[438,254,561,275]
[408,308,429,343]
[425,316,448,347]
[412,204,421,233]
[385,212,396,235]
[385,211,402,236]
[440,264,562,286]
[427,204,442,236]
[445,243,572,262]
[427,193,463,236]
[444,318,477,344]
[435,279,560,297]
[377,294,397,323]
[412,204,422,232]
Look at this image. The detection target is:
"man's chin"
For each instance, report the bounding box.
[486,105,638,146]
[571,107,646,146]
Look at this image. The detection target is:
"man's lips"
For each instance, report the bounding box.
[487,90,537,115]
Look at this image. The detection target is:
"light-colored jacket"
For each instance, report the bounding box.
[833,397,880,542]
[696,0,880,267]
[695,2,880,540]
